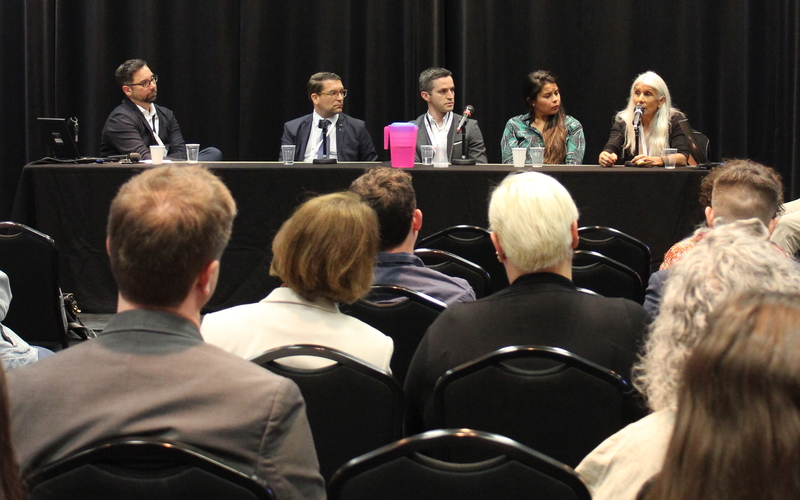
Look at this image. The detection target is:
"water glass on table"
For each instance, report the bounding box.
[281,144,296,165]
[663,148,677,169]
[530,146,544,168]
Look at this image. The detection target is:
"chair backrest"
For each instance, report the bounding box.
[571,250,644,304]
[414,248,491,299]
[432,346,633,468]
[417,225,509,293]
[577,226,651,283]
[251,344,404,483]
[0,222,68,348]
[328,428,591,500]
[24,438,275,500]
[341,285,445,385]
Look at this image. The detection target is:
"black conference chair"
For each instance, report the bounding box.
[341,285,446,385]
[417,225,509,293]
[251,344,404,483]
[432,345,634,468]
[572,250,644,304]
[24,438,275,500]
[414,248,491,299]
[577,226,651,283]
[328,428,591,500]
[0,222,68,349]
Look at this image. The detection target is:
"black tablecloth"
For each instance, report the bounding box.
[12,162,707,312]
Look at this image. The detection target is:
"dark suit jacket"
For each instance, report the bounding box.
[280,112,378,162]
[403,272,647,434]
[100,98,187,160]
[412,112,487,164]
[7,309,325,500]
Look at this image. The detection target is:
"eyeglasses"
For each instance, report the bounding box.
[318,89,348,98]
[127,75,158,88]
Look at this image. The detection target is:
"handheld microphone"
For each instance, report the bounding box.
[632,105,643,129]
[456,105,474,133]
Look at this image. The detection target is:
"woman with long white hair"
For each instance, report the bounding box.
[599,71,689,168]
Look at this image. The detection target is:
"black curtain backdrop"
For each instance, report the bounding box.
[0,0,797,219]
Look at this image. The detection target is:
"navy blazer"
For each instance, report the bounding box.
[100,98,187,160]
[280,113,378,162]
[411,112,487,164]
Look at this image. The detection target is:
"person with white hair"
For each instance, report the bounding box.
[403,171,648,434]
[576,219,800,500]
[599,71,689,168]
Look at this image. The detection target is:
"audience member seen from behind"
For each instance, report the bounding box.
[576,220,800,500]
[500,70,586,165]
[0,271,53,370]
[7,166,325,499]
[0,367,23,500]
[403,171,647,434]
[639,291,800,500]
[599,71,689,168]
[348,167,476,305]
[659,159,784,271]
[645,159,786,317]
[202,192,393,371]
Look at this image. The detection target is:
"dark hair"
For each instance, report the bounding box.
[523,71,567,164]
[642,291,800,500]
[419,67,452,93]
[307,72,342,100]
[107,166,237,308]
[0,369,23,500]
[115,59,148,87]
[349,167,416,251]
[270,192,379,304]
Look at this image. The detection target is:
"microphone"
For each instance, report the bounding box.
[632,105,643,129]
[128,152,141,163]
[456,105,474,133]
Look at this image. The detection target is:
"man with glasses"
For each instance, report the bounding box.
[280,72,377,162]
[412,67,487,164]
[100,59,222,161]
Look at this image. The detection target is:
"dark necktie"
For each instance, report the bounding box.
[317,119,330,158]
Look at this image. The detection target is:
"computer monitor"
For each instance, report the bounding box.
[37,118,81,159]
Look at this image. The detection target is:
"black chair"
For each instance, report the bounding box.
[432,345,634,468]
[251,344,404,483]
[414,248,491,299]
[24,438,275,500]
[572,250,644,304]
[328,428,591,500]
[417,225,509,293]
[0,222,68,349]
[577,226,651,283]
[341,285,446,385]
